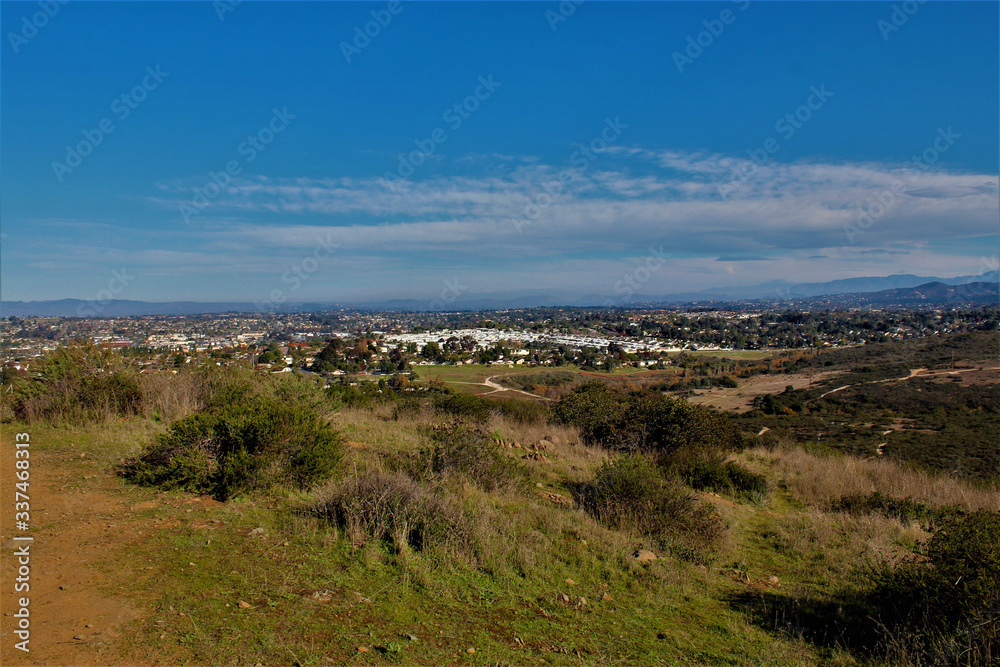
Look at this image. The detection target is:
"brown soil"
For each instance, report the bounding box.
[1,431,144,666]
[908,362,1000,386]
[687,370,842,413]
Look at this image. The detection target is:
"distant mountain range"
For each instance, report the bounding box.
[0,299,291,318]
[2,272,997,317]
[598,270,1000,306]
[785,281,999,309]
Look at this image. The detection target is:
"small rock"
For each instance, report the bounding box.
[632,549,657,563]
[304,590,334,602]
[466,647,476,654]
[768,575,780,586]
[85,624,93,628]
[247,527,265,536]
[602,593,613,601]
[59,585,68,591]
[238,600,251,609]
[536,482,544,488]
[403,632,418,641]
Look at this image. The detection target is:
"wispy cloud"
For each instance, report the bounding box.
[147,149,996,264]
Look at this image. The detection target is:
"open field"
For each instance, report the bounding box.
[671,350,778,361]
[417,364,685,396]
[688,371,843,413]
[416,364,655,399]
[415,363,539,386]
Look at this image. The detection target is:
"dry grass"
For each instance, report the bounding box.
[486,415,609,484]
[759,445,1000,512]
[838,511,927,563]
[86,418,166,462]
[329,406,431,454]
[139,371,201,422]
[485,414,580,447]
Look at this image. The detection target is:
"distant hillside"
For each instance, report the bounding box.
[0,299,346,318]
[638,271,1000,304]
[2,274,997,316]
[789,281,999,308]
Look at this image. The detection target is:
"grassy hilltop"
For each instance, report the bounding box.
[1,334,998,667]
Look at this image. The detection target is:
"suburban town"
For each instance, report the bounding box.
[2,306,995,381]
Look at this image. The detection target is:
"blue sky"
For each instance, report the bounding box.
[2,1,997,306]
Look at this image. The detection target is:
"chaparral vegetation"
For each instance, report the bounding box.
[2,326,997,666]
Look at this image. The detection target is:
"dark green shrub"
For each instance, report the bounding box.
[122,396,343,499]
[553,382,623,446]
[580,454,724,561]
[273,374,328,413]
[555,382,752,466]
[683,456,768,500]
[867,510,1000,665]
[431,392,492,422]
[725,462,768,498]
[683,456,731,493]
[415,423,527,492]
[124,413,219,490]
[495,398,551,424]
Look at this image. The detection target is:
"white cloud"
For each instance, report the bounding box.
[145,149,996,263]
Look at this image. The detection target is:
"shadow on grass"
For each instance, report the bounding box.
[727,589,882,657]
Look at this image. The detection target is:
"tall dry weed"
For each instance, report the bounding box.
[761,446,999,512]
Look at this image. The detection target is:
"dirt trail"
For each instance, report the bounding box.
[816,366,968,399]
[482,375,553,401]
[449,375,553,401]
[1,432,142,666]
